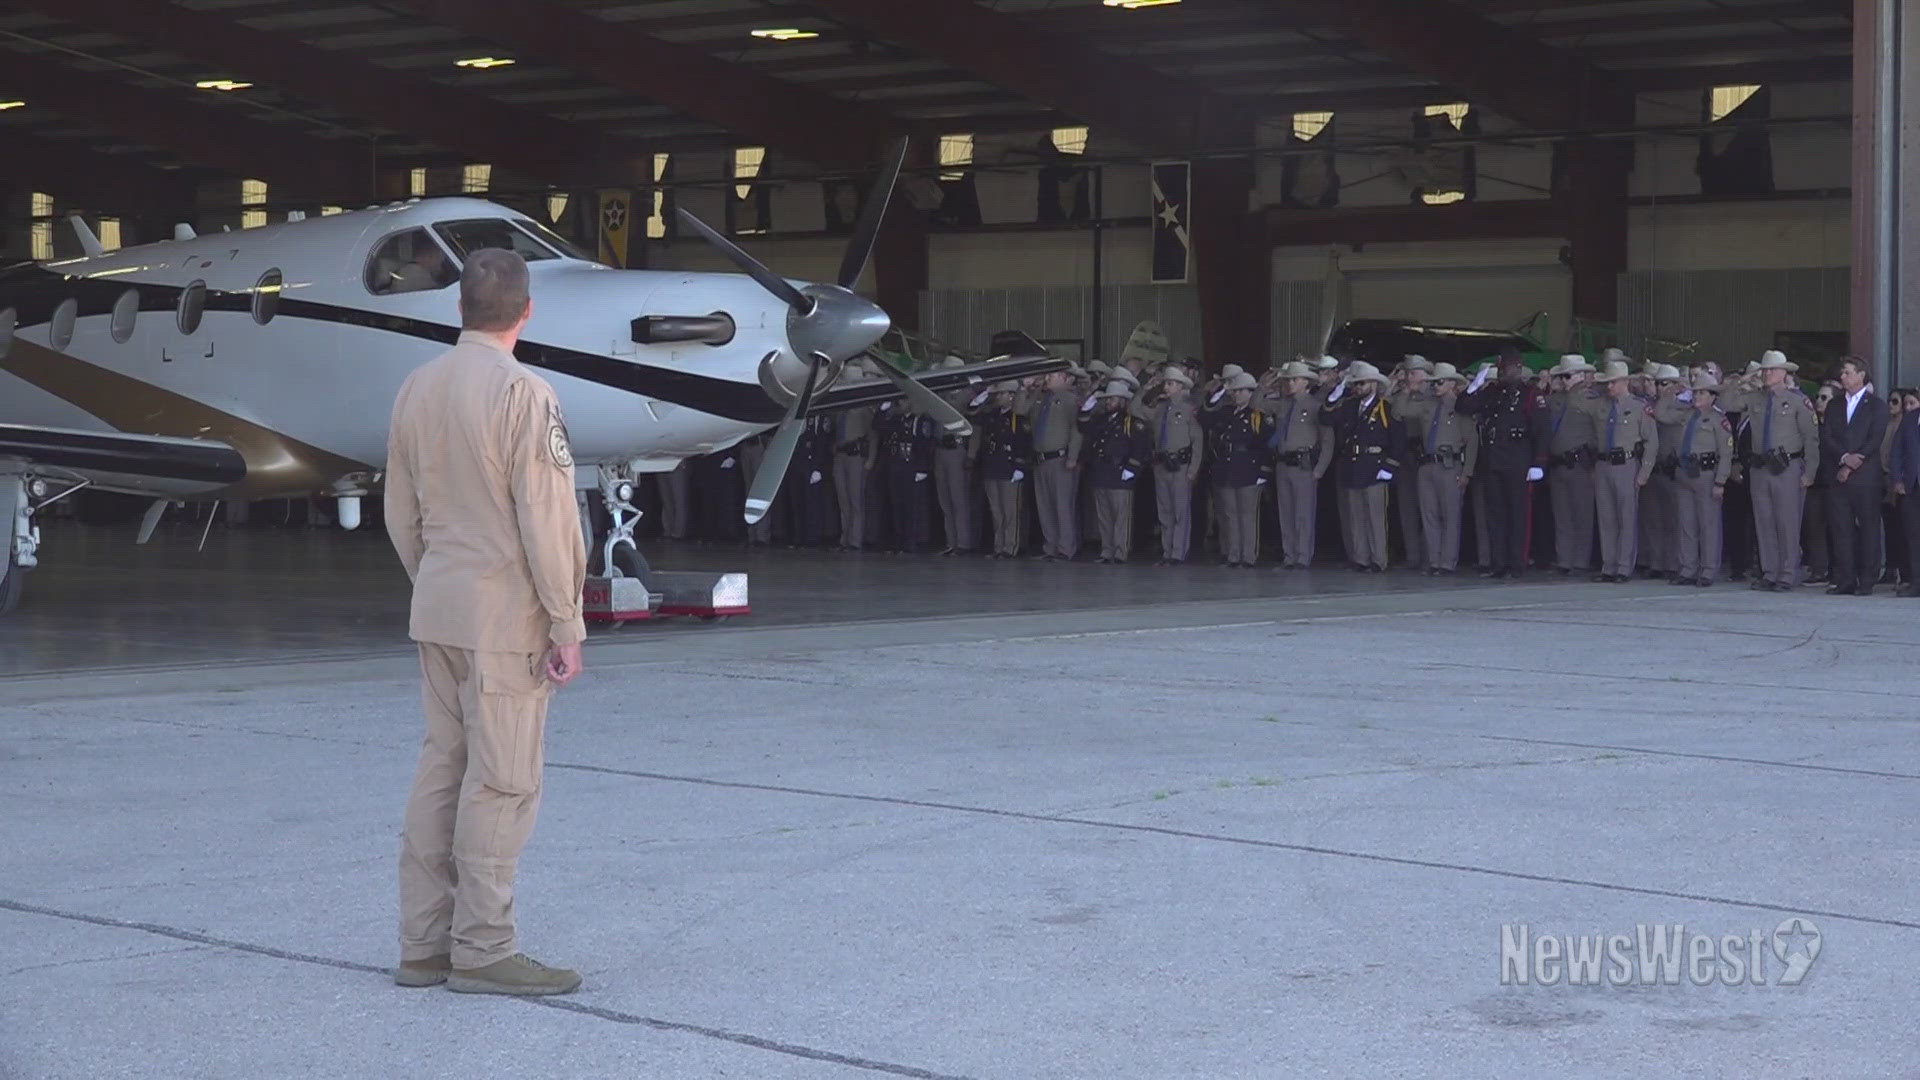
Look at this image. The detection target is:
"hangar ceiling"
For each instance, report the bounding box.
[0,0,1855,200]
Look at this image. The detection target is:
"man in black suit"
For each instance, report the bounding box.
[1820,356,1888,595]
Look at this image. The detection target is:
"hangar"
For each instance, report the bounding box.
[1,3,1915,1076]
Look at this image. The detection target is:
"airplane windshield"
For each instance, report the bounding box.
[511,218,595,263]
[432,219,560,264]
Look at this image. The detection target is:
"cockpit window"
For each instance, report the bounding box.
[510,218,595,263]
[432,218,559,264]
[365,228,458,296]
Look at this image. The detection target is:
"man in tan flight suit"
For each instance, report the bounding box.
[385,249,587,997]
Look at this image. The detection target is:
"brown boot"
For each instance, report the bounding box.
[446,953,582,996]
[393,954,450,988]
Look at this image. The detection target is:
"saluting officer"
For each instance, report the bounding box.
[877,399,936,553]
[971,382,1032,559]
[1718,350,1821,591]
[831,363,878,551]
[1204,372,1272,567]
[1028,368,1085,560]
[1388,356,1433,570]
[1321,361,1400,572]
[1545,355,1599,575]
[932,358,976,556]
[1670,376,1735,586]
[1134,365,1205,565]
[1457,351,1550,579]
[1081,381,1152,562]
[1570,359,1658,582]
[1395,363,1479,574]
[1644,364,1689,578]
[1264,361,1332,569]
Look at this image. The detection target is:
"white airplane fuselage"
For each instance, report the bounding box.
[0,198,797,500]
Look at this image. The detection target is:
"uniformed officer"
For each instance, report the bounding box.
[739,432,774,546]
[831,364,878,551]
[1081,381,1151,562]
[1388,356,1433,570]
[1321,361,1400,572]
[1718,350,1820,591]
[1643,363,1688,579]
[655,459,691,540]
[971,382,1031,558]
[932,357,976,556]
[1458,352,1550,579]
[1545,355,1599,575]
[1264,361,1332,569]
[1670,377,1735,586]
[1134,365,1205,564]
[1200,363,1249,555]
[1395,362,1479,574]
[1028,368,1085,560]
[778,413,834,547]
[1569,359,1658,582]
[1204,372,1271,567]
[877,399,936,553]
[384,248,584,997]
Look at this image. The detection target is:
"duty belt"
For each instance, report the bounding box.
[1551,446,1596,468]
[1039,448,1069,461]
[1654,453,1679,479]
[937,435,964,450]
[1744,448,1804,474]
[1683,452,1720,468]
[1598,441,1645,466]
[1277,448,1312,468]
[1346,445,1385,456]
[1418,447,1465,467]
[836,438,869,455]
[1154,447,1193,469]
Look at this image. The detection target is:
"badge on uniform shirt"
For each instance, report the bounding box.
[548,404,574,470]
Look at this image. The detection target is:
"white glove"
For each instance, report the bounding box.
[1376,469,1394,482]
[1677,390,1693,403]
[809,470,822,484]
[914,472,928,482]
[1080,396,1097,412]
[1209,388,1226,405]
[1121,469,1135,481]
[721,457,736,470]
[969,391,990,408]
[1011,469,1025,482]
[1326,381,1346,403]
[1526,466,1544,482]
[880,401,892,411]
[1256,477,1268,486]
[1466,367,1491,393]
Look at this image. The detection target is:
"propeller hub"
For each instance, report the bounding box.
[789,284,891,367]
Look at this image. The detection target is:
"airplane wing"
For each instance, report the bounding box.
[806,333,1074,416]
[0,423,247,498]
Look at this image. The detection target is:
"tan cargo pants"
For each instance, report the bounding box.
[400,643,550,970]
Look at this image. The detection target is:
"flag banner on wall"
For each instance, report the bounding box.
[1150,161,1190,285]
[597,188,632,268]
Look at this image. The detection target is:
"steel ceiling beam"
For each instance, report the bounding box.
[5,132,198,218]
[9,0,651,186]
[396,0,904,170]
[0,48,376,202]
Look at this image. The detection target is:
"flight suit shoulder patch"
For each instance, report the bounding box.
[546,402,574,470]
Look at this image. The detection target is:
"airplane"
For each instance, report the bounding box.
[0,138,1067,615]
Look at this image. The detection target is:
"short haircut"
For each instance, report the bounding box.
[459,247,531,332]
[1838,355,1867,377]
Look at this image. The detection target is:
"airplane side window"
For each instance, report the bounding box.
[0,308,14,359]
[253,269,283,325]
[177,280,207,335]
[51,298,77,350]
[433,219,557,264]
[111,288,139,344]
[365,228,458,296]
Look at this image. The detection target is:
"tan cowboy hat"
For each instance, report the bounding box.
[1692,376,1722,393]
[1401,355,1434,373]
[1312,355,1341,371]
[1220,363,1246,379]
[1651,363,1683,382]
[1108,365,1141,388]
[1430,362,1468,384]
[1098,380,1133,400]
[1273,360,1314,380]
[1085,359,1112,375]
[1594,359,1633,383]
[1757,350,1794,370]
[1224,372,1258,391]
[1601,347,1629,363]
[1160,365,1195,386]
[1344,360,1385,384]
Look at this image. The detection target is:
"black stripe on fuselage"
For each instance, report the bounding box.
[0,263,785,425]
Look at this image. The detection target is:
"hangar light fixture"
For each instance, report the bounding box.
[195,79,253,91]
[454,56,515,69]
[0,100,24,111]
[750,28,819,40]
[1103,0,1181,8]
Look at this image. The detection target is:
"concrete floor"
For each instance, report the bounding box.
[2,523,1916,1078]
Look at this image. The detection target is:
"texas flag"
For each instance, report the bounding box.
[1151,161,1190,284]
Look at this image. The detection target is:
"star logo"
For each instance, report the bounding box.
[602,198,628,233]
[1157,200,1182,229]
[1771,917,1821,985]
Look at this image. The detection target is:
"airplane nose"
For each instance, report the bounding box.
[788,283,891,366]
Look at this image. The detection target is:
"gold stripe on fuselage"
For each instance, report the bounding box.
[1,339,370,498]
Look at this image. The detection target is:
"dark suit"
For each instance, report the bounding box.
[1886,410,1920,589]
[1820,389,1888,591]
[1457,379,1551,575]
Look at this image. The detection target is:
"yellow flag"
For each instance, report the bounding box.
[597,189,632,268]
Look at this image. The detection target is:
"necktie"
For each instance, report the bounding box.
[1037,397,1049,448]
[1160,404,1170,448]
[1682,411,1699,456]
[1606,400,1618,452]
[1427,404,1444,453]
[1762,394,1774,451]
[1553,400,1567,435]
[1279,398,1295,448]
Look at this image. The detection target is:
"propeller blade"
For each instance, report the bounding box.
[1315,246,1342,355]
[863,353,972,437]
[743,355,827,525]
[675,207,813,314]
[837,136,911,290]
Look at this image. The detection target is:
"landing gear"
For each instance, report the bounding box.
[0,471,89,616]
[578,465,751,624]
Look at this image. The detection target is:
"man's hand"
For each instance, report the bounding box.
[1897,482,1908,497]
[1837,465,1853,485]
[1712,483,1725,501]
[1843,452,1866,470]
[1526,466,1544,482]
[545,642,585,688]
[1802,475,1815,488]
